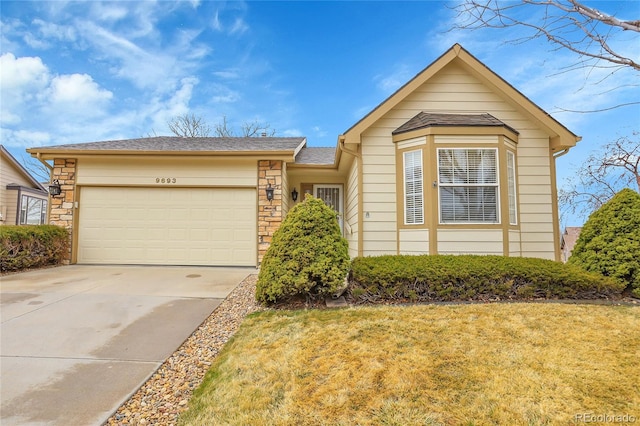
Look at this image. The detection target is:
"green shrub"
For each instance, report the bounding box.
[569,188,640,298]
[0,225,69,272]
[347,255,624,303]
[256,196,350,304]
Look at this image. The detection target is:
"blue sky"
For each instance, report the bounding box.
[1,1,638,226]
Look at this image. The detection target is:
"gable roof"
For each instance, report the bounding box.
[339,44,580,151]
[294,147,337,165]
[1,144,47,192]
[28,137,307,158]
[393,112,519,136]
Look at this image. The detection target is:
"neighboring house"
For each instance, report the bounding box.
[560,227,583,262]
[1,145,49,226]
[27,44,580,266]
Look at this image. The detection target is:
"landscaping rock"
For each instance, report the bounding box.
[105,275,262,426]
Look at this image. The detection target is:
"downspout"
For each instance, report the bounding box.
[339,137,363,257]
[551,146,571,261]
[35,153,54,174]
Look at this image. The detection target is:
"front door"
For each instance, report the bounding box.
[313,184,343,234]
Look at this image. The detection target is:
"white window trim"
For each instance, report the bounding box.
[437,147,501,225]
[403,149,424,225]
[507,150,518,225]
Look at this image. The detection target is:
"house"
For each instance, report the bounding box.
[1,145,49,226]
[27,44,580,267]
[560,226,583,262]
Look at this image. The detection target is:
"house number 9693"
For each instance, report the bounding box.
[156,178,177,184]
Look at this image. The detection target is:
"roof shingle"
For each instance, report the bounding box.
[392,112,519,135]
[30,136,307,153]
[294,147,336,165]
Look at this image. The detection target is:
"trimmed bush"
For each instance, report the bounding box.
[347,254,624,303]
[0,225,69,272]
[569,188,640,298]
[256,196,350,304]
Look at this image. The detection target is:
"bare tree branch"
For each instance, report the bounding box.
[241,120,276,137]
[559,132,640,219]
[20,154,51,182]
[214,115,234,137]
[454,0,639,69]
[167,113,211,137]
[167,114,277,138]
[452,0,639,112]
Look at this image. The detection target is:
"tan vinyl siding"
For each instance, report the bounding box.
[509,230,522,256]
[1,153,47,225]
[360,130,397,255]
[516,136,555,260]
[399,229,429,254]
[345,158,359,257]
[77,157,257,187]
[358,61,557,259]
[438,229,503,255]
[2,193,18,225]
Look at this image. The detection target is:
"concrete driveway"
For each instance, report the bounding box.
[0,265,253,426]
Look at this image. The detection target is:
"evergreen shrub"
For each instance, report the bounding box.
[0,225,69,272]
[256,196,350,304]
[569,188,640,297]
[348,254,624,303]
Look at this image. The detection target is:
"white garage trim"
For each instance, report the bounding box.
[77,187,257,266]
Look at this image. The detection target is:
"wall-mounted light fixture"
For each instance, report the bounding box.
[48,179,62,197]
[265,183,275,202]
[291,187,298,202]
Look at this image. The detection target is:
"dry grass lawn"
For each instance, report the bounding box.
[179,303,639,425]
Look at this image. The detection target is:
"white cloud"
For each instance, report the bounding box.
[0,128,51,148]
[32,18,77,43]
[0,53,49,91]
[213,70,240,79]
[211,10,223,31]
[210,83,241,103]
[230,17,249,35]
[282,128,303,137]
[312,126,327,138]
[0,53,50,125]
[49,73,113,107]
[374,64,413,94]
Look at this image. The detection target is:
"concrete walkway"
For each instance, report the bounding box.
[0,265,254,426]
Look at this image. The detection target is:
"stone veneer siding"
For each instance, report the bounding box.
[49,158,76,264]
[258,160,283,263]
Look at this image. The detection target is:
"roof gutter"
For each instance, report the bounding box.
[35,152,54,172]
[339,136,361,159]
[553,148,571,158]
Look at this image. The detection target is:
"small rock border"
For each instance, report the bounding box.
[105,274,263,426]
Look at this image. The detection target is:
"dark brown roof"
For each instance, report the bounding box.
[29,136,306,153]
[393,112,519,135]
[294,147,336,165]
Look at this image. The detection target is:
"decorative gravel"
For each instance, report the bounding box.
[105,274,263,426]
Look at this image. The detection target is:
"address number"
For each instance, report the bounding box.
[155,178,177,184]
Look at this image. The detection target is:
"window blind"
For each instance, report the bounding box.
[438,148,498,223]
[404,150,424,225]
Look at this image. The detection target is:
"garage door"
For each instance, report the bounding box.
[78,187,256,266]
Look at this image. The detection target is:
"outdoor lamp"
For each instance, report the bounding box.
[49,179,62,197]
[265,183,275,202]
[291,187,298,202]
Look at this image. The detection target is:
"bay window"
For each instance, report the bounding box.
[438,148,498,224]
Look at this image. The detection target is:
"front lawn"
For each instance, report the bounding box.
[179,303,639,425]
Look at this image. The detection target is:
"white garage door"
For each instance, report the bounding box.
[78,187,256,266]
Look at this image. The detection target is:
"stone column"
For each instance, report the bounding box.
[49,158,76,264]
[258,160,283,263]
